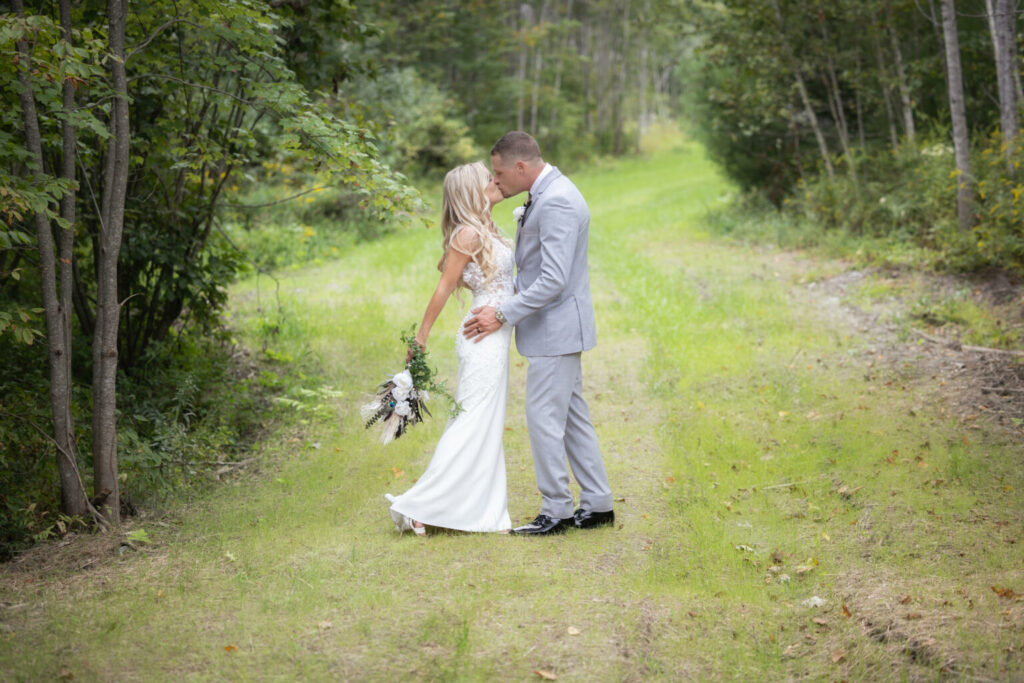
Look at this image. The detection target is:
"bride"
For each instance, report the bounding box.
[385,161,514,535]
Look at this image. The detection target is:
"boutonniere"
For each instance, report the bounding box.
[512,206,526,223]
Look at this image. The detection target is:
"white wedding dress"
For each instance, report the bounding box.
[386,233,514,533]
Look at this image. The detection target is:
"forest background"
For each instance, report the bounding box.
[0,0,1021,557]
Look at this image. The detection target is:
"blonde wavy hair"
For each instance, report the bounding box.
[439,161,510,287]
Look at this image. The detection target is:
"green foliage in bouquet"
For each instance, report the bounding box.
[401,326,461,419]
[361,326,461,445]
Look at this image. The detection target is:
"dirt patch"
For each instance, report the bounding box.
[0,516,167,591]
[790,260,1024,439]
[830,568,1024,681]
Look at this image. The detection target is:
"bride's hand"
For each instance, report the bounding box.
[406,338,426,363]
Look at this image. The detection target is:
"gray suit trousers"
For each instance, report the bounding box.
[524,353,613,519]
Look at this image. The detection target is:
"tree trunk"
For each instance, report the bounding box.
[927,0,949,93]
[987,0,1024,111]
[991,0,1019,161]
[57,0,86,517]
[516,3,533,131]
[612,0,631,155]
[637,44,648,149]
[886,1,916,143]
[529,1,549,134]
[854,54,867,150]
[93,0,131,524]
[772,0,834,179]
[874,33,901,149]
[11,0,91,518]
[581,15,593,133]
[795,71,835,181]
[636,0,651,149]
[549,0,573,130]
[939,0,973,231]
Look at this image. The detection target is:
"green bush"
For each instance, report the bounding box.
[715,134,1024,275]
[346,67,478,175]
[0,329,287,558]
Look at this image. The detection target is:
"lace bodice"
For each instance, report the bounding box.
[461,236,514,307]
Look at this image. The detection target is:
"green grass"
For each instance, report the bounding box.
[1,139,1022,681]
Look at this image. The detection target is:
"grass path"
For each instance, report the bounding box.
[1,140,1022,681]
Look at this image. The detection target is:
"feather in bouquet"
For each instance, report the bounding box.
[362,327,461,445]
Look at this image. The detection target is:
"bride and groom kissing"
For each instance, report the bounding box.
[384,131,614,537]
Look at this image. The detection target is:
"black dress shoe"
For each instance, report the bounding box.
[510,514,574,536]
[573,508,614,529]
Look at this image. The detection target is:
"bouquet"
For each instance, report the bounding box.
[361,327,460,444]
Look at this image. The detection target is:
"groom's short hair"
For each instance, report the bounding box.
[491,131,541,163]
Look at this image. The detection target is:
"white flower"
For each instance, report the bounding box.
[392,369,414,400]
[801,596,827,608]
[512,206,525,221]
[393,400,412,417]
[922,143,952,157]
[418,390,429,402]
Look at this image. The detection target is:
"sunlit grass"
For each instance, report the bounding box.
[0,144,1021,681]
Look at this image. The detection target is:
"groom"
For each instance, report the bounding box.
[464,131,614,536]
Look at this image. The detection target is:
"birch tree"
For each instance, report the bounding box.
[939,0,973,231]
[989,0,1019,162]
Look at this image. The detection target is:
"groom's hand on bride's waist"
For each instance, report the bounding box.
[463,306,501,342]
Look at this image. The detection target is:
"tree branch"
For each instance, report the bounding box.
[126,18,202,63]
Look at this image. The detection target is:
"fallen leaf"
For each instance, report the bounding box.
[898,594,911,605]
[842,604,852,618]
[392,467,405,479]
[831,649,847,663]
[782,643,801,658]
[567,626,580,636]
[533,670,557,680]
[224,645,238,652]
[317,621,333,631]
[771,550,785,565]
[992,585,1024,600]
[905,612,923,620]
[812,617,829,626]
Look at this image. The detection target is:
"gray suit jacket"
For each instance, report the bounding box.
[501,167,597,357]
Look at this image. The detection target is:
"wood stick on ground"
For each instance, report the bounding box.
[910,329,1024,357]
